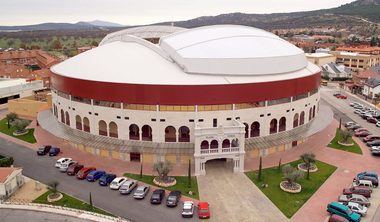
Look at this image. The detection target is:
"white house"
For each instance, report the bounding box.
[363,77,380,99]
[321,62,352,80]
[0,167,24,200]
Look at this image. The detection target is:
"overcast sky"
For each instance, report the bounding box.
[1,0,356,26]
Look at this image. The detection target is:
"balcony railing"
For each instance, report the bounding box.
[200,147,240,155]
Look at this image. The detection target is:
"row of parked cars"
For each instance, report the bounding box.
[37,147,210,219]
[344,121,380,156]
[327,171,379,222]
[350,102,380,127]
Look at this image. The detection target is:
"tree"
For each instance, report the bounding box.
[300,152,316,179]
[282,164,304,186]
[47,181,60,198]
[91,40,99,46]
[339,118,342,130]
[89,192,93,210]
[6,112,18,129]
[13,119,29,134]
[340,129,353,144]
[154,160,173,183]
[187,159,192,188]
[278,158,282,172]
[51,38,62,50]
[139,163,143,179]
[0,157,14,167]
[258,157,262,181]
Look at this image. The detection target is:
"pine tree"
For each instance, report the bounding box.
[258,157,262,181]
[187,159,191,188]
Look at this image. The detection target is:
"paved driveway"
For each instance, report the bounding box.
[0,209,90,222]
[197,160,288,222]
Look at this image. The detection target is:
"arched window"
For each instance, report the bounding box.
[201,140,209,149]
[269,119,278,134]
[250,122,260,137]
[65,111,70,126]
[60,109,65,123]
[309,108,313,121]
[165,126,176,142]
[243,123,249,138]
[300,111,305,125]
[293,113,299,128]
[129,124,139,140]
[141,125,153,141]
[222,139,230,148]
[210,140,218,149]
[109,122,118,138]
[75,115,82,130]
[279,117,286,132]
[313,105,316,118]
[231,139,239,147]
[83,117,90,132]
[98,120,107,136]
[178,126,190,142]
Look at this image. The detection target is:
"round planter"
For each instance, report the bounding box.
[153,177,177,187]
[297,163,318,173]
[47,192,63,202]
[12,130,29,136]
[280,181,302,193]
[338,141,354,146]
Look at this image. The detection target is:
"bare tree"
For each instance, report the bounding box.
[300,153,316,179]
[154,161,173,183]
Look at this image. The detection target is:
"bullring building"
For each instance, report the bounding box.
[50,25,321,175]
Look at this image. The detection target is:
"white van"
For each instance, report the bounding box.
[353,180,373,191]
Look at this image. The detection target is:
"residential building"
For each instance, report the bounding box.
[322,62,352,80]
[336,46,380,55]
[0,167,24,200]
[363,77,380,99]
[306,53,336,67]
[332,51,380,71]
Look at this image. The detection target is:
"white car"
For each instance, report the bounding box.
[181,201,194,218]
[110,177,128,190]
[59,160,76,172]
[54,158,72,168]
[347,202,367,216]
[354,109,362,114]
[377,122,380,127]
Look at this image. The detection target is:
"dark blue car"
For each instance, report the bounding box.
[48,147,60,156]
[86,170,106,182]
[99,173,117,186]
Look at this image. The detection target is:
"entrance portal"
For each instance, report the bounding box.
[205,158,234,174]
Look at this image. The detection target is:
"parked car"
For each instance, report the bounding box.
[133,185,150,199]
[346,202,367,217]
[354,177,377,188]
[36,145,51,155]
[54,158,72,168]
[343,186,371,198]
[355,131,371,137]
[354,109,362,114]
[348,125,362,131]
[110,177,128,190]
[357,171,378,180]
[371,147,380,155]
[182,201,194,218]
[366,140,380,147]
[337,95,347,99]
[377,122,380,127]
[99,173,116,186]
[354,128,368,133]
[49,147,61,156]
[367,117,378,124]
[328,214,349,222]
[166,191,181,207]
[333,92,341,97]
[119,180,138,195]
[59,160,76,172]
[76,167,96,180]
[327,202,361,222]
[86,170,106,182]
[338,194,370,207]
[150,189,165,204]
[67,163,84,176]
[363,136,380,142]
[197,202,211,219]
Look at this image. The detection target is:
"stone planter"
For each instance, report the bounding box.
[297,163,318,173]
[280,181,302,193]
[153,177,177,187]
[338,141,354,146]
[12,129,29,136]
[47,192,63,202]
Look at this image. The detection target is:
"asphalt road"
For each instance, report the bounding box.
[0,138,198,222]
[0,209,90,222]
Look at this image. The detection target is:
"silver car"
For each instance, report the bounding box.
[119,180,137,195]
[338,194,370,207]
[59,160,76,172]
[133,185,150,199]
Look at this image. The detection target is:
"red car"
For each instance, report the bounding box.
[354,128,368,133]
[343,186,371,198]
[367,117,378,124]
[364,135,380,142]
[337,95,347,99]
[197,202,210,219]
[328,214,349,222]
[76,167,96,179]
[355,131,371,137]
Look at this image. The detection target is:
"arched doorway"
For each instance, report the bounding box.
[293,113,299,128]
[250,122,260,137]
[141,125,152,141]
[269,119,278,134]
[60,109,65,123]
[210,140,218,149]
[98,120,107,136]
[279,117,286,132]
[309,108,312,121]
[178,126,190,142]
[109,121,118,138]
[243,123,249,138]
[165,126,176,142]
[83,117,90,132]
[313,105,316,118]
[75,115,82,130]
[300,111,305,125]
[129,124,139,140]
[231,139,239,147]
[65,111,70,126]
[201,140,209,150]
[222,139,230,148]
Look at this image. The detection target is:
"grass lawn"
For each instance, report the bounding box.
[0,118,37,143]
[124,173,199,199]
[33,190,114,216]
[245,160,337,218]
[327,128,362,154]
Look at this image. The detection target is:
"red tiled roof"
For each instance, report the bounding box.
[0,167,21,183]
[356,70,380,79]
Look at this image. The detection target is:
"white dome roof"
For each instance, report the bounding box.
[51,25,318,85]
